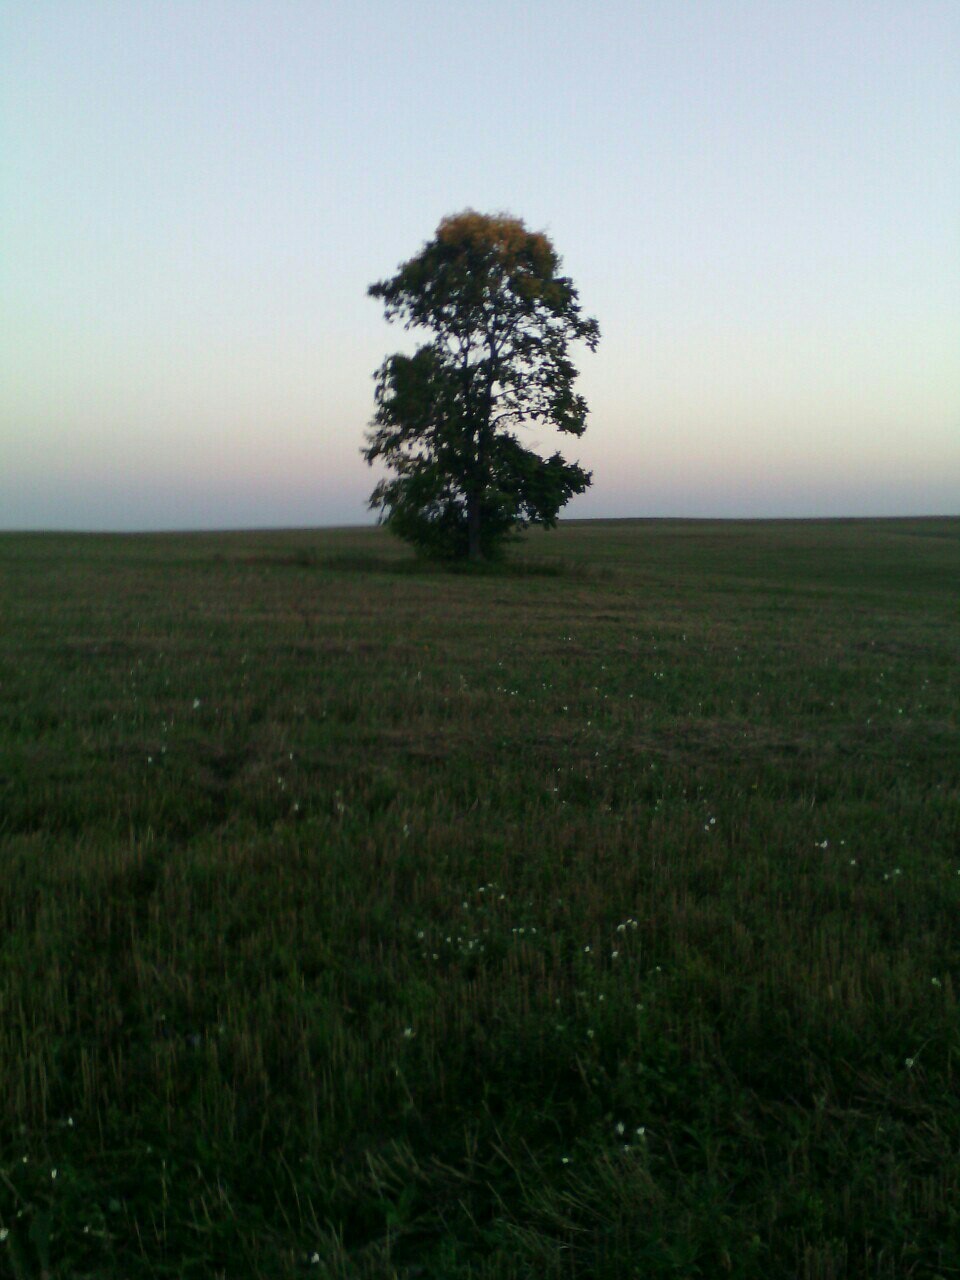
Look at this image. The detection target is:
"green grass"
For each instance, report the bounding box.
[1,517,958,1279]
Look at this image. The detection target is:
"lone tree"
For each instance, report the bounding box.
[363,210,600,561]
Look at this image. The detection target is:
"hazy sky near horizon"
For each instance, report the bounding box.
[2,0,958,530]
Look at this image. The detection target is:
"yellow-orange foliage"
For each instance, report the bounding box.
[436,209,554,273]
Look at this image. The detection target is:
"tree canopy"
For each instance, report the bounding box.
[363,210,600,560]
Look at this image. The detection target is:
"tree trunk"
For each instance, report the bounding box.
[467,491,482,561]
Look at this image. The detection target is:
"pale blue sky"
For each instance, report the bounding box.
[2,0,957,529]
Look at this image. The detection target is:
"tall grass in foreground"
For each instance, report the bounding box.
[0,518,958,1278]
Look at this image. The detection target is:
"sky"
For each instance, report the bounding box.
[2,0,958,530]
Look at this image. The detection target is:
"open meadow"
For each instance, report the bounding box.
[1,517,958,1279]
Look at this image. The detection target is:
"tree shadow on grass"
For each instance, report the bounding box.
[241,549,604,580]
[329,552,612,580]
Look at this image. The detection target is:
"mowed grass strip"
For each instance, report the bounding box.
[0,518,958,1279]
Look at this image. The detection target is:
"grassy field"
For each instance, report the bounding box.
[1,517,958,1279]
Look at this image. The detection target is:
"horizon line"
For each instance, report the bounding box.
[2,513,957,537]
